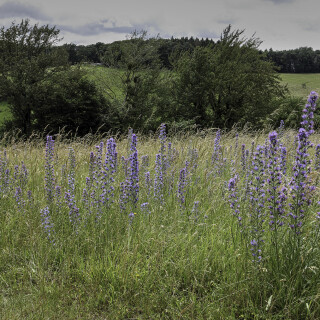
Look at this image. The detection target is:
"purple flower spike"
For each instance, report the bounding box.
[267,130,286,231]
[44,136,55,204]
[301,91,319,135]
[178,167,188,211]
[154,153,164,204]
[288,91,318,236]
[248,145,266,262]
[228,175,242,227]
[315,144,320,171]
[41,206,55,244]
[121,132,139,214]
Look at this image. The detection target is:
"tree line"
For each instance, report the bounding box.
[0,20,313,137]
[62,36,216,69]
[63,37,320,74]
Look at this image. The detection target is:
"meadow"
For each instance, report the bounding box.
[1,91,320,319]
[280,73,320,99]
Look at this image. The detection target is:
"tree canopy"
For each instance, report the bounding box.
[0,20,109,136]
[0,19,68,134]
[0,21,297,136]
[171,26,287,129]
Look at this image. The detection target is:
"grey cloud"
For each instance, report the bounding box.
[59,21,151,36]
[299,22,320,33]
[0,1,51,20]
[217,19,237,25]
[263,0,295,4]
[198,31,220,40]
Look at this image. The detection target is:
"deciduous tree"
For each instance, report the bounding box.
[0,19,68,134]
[174,25,287,129]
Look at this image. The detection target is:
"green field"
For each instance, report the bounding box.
[85,69,320,100]
[280,73,320,98]
[84,65,125,101]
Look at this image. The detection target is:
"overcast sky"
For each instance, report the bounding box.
[0,0,319,50]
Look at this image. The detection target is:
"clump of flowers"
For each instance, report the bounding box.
[248,145,266,263]
[288,91,318,236]
[120,133,139,219]
[102,138,117,206]
[65,148,80,229]
[266,131,286,230]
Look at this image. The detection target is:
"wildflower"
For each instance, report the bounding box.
[120,182,128,212]
[178,167,187,211]
[65,191,80,228]
[41,206,55,244]
[266,131,286,229]
[301,91,318,135]
[44,136,55,205]
[128,211,135,224]
[248,145,266,262]
[288,91,318,235]
[315,144,320,171]
[21,162,28,187]
[228,175,242,226]
[280,144,287,175]
[141,202,151,215]
[159,123,167,169]
[102,138,117,206]
[141,155,149,170]
[191,201,200,222]
[128,134,139,207]
[187,147,199,172]
[234,133,239,155]
[15,187,25,211]
[279,120,285,139]
[288,128,312,235]
[65,148,80,228]
[241,144,247,173]
[145,171,152,196]
[154,153,164,204]
[121,133,139,213]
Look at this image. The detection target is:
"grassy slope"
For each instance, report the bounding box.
[85,66,320,99]
[0,101,12,127]
[280,73,320,98]
[84,65,125,101]
[85,68,320,102]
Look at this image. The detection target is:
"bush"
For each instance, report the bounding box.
[263,95,313,129]
[32,68,111,135]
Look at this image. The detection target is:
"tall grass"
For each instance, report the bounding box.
[1,95,320,319]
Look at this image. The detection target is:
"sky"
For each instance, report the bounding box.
[0,0,319,50]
